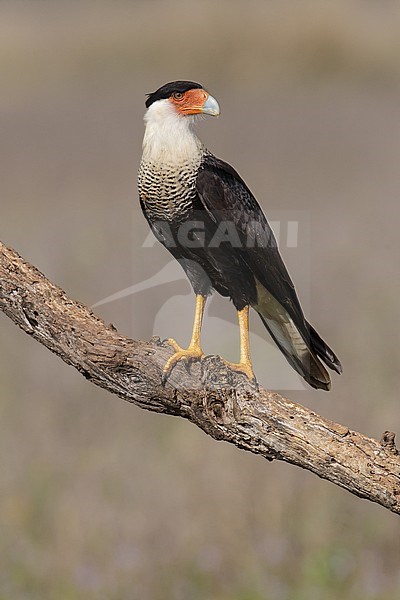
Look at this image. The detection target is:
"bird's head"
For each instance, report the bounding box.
[142,81,219,160]
[145,81,220,119]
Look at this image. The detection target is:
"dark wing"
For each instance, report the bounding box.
[196,153,342,382]
[196,154,305,328]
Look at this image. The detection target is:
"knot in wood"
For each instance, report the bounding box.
[210,399,225,422]
[205,392,231,425]
[21,299,39,331]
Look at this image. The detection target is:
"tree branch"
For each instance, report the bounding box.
[1,240,399,514]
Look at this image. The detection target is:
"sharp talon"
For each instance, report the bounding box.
[223,359,256,384]
[162,340,204,382]
[161,296,207,383]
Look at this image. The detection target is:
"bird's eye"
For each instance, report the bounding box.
[173,92,184,100]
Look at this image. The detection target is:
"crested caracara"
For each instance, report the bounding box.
[138,81,342,389]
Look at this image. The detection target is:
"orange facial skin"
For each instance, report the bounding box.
[169,88,208,115]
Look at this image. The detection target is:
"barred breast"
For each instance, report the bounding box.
[138,156,202,222]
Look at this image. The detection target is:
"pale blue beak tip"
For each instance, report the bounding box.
[202,94,220,117]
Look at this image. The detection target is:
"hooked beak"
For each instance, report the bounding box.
[201,94,220,116]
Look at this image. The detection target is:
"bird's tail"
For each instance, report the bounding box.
[253,294,342,391]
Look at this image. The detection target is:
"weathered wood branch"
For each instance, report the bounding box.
[1,240,399,514]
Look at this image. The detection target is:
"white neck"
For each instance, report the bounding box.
[142,99,203,164]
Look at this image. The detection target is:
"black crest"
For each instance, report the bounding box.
[145,81,203,108]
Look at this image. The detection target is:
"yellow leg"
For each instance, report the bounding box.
[163,295,206,378]
[223,306,255,381]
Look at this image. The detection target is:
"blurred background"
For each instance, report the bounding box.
[1,1,400,598]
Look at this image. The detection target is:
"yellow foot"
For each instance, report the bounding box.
[222,359,256,383]
[162,338,204,383]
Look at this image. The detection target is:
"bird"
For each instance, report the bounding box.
[138,81,342,390]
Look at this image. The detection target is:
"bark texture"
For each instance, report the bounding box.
[1,240,399,515]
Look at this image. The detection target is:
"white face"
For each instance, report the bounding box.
[142,88,219,163]
[142,99,202,163]
[145,98,189,124]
